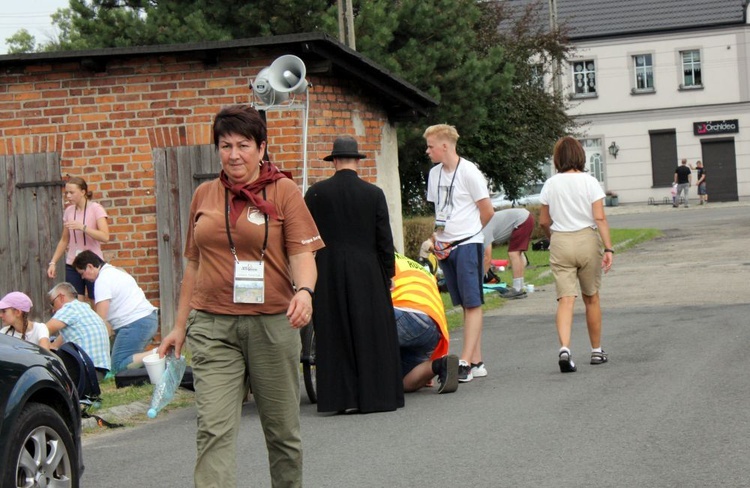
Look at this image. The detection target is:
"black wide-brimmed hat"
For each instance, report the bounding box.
[323,136,366,161]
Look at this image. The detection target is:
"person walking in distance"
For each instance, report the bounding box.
[695,160,707,205]
[424,124,494,382]
[673,159,692,208]
[539,137,614,373]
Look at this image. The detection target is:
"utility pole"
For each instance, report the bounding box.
[345,0,356,50]
[549,0,562,97]
[337,0,356,49]
[337,0,346,44]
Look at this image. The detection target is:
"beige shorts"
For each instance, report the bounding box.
[549,227,603,299]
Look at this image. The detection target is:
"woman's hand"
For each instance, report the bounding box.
[602,252,613,274]
[286,290,313,329]
[47,262,57,279]
[159,326,187,359]
[64,220,84,231]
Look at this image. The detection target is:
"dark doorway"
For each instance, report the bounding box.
[649,129,678,188]
[700,137,738,202]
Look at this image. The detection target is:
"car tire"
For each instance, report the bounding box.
[3,402,80,488]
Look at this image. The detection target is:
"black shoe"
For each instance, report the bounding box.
[436,354,459,394]
[498,288,527,299]
[558,351,577,373]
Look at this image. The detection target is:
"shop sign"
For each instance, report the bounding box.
[693,119,739,135]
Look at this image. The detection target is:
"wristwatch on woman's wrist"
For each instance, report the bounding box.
[604,248,615,254]
[297,287,315,299]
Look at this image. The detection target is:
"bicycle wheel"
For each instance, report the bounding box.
[300,323,317,404]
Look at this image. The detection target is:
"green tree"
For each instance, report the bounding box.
[460,0,576,202]
[16,0,573,211]
[5,29,37,54]
[352,0,513,215]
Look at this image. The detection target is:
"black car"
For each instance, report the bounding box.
[0,334,83,487]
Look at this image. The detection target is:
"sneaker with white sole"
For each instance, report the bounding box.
[457,360,473,382]
[470,362,488,378]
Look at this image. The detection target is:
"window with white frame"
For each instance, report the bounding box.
[572,60,596,96]
[633,54,654,91]
[681,50,702,87]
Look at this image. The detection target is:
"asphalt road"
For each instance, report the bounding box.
[81,201,750,488]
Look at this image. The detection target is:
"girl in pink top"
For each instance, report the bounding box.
[47,177,110,300]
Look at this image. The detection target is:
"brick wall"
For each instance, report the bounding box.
[0,49,392,306]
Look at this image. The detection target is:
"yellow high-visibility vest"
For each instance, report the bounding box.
[392,254,449,359]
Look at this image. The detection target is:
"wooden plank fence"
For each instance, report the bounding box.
[0,153,64,322]
[154,145,219,335]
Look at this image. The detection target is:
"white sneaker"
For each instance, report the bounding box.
[457,360,473,382]
[470,362,488,378]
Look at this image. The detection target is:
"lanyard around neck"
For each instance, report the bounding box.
[73,199,88,245]
[437,159,461,210]
[225,188,268,263]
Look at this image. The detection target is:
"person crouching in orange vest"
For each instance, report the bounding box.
[392,253,459,394]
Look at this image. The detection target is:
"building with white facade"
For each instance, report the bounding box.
[547,0,749,203]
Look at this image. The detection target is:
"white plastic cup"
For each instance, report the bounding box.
[525,284,535,293]
[143,353,166,385]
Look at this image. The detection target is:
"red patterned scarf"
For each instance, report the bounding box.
[219,161,291,226]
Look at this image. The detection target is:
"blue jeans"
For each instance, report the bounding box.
[395,308,440,376]
[66,264,95,300]
[111,311,158,373]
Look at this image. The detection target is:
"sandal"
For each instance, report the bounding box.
[558,351,577,373]
[590,350,608,365]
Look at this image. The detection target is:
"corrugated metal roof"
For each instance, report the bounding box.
[510,0,747,39]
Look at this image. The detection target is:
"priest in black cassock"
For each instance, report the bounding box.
[304,136,404,414]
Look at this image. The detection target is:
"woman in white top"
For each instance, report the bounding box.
[72,251,158,374]
[48,177,110,301]
[539,136,614,373]
[0,292,50,350]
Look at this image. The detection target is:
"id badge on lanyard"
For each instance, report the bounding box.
[435,160,459,232]
[234,260,264,304]
[225,188,269,304]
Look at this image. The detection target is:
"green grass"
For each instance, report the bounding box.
[442,228,662,331]
[85,355,196,434]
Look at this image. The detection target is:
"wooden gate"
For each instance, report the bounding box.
[154,145,219,335]
[0,153,64,321]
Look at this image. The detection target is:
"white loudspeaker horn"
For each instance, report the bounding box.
[252,67,288,105]
[267,55,308,95]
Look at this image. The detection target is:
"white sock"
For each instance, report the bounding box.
[559,347,571,356]
[513,278,524,291]
[592,347,602,353]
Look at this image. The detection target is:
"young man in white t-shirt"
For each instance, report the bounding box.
[424,124,494,382]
